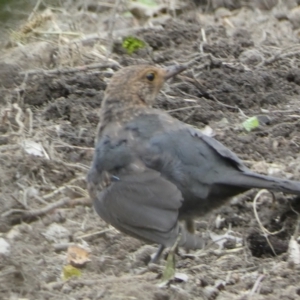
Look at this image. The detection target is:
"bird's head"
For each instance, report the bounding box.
[103,64,187,108]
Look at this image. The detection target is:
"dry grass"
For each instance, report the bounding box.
[1,1,300,299]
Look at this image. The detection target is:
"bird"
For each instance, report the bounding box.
[86,64,300,262]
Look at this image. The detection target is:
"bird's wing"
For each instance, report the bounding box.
[125,112,248,172]
[93,168,184,247]
[126,112,300,200]
[122,112,251,204]
[187,126,248,172]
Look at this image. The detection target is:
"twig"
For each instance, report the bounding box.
[67,273,156,286]
[264,120,300,135]
[60,161,90,171]
[43,186,66,200]
[166,105,202,113]
[36,198,81,218]
[19,62,120,76]
[32,30,82,36]
[253,190,281,236]
[43,181,88,200]
[182,109,196,122]
[75,229,113,240]
[180,72,248,117]
[54,144,94,150]
[0,144,21,153]
[201,28,207,43]
[257,49,300,68]
[26,108,33,135]
[252,189,283,256]
[65,185,89,197]
[106,0,123,56]
[12,103,25,134]
[53,243,75,252]
[11,194,29,210]
[249,274,265,297]
[97,2,116,8]
[28,0,42,21]
[2,197,90,219]
[209,94,248,118]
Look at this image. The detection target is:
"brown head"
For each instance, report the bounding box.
[103,64,187,109]
[98,64,186,135]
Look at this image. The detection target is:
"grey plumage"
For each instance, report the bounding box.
[87,64,300,260]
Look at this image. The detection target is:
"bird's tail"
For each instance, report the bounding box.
[221,171,300,196]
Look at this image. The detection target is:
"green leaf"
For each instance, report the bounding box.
[160,234,182,284]
[62,265,82,280]
[242,116,260,132]
[161,250,176,282]
[122,36,146,54]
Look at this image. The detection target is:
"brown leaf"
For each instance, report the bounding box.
[67,245,91,267]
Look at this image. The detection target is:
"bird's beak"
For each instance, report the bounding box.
[163,64,187,80]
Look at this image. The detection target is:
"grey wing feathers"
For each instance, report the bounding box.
[93,169,184,247]
[189,127,248,172]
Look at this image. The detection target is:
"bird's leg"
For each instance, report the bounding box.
[185,219,195,233]
[150,244,165,264]
[185,218,195,256]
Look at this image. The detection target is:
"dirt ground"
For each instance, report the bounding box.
[2,0,300,299]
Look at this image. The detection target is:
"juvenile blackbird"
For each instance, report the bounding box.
[87,64,300,261]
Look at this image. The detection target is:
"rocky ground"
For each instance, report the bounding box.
[2,0,300,299]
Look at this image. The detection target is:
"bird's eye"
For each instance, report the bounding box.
[146,72,155,81]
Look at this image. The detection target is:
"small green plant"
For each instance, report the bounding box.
[62,265,82,280]
[242,116,260,132]
[122,36,146,54]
